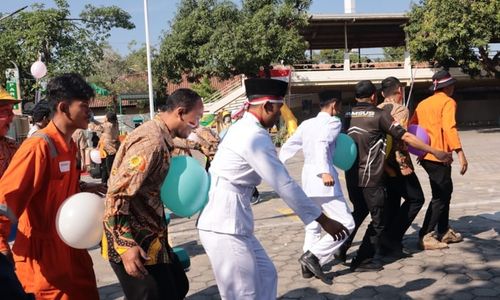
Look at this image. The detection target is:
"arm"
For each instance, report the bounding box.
[381,110,452,164]
[104,138,162,276]
[0,140,47,253]
[442,100,467,174]
[317,119,341,186]
[245,132,348,240]
[401,132,452,164]
[279,125,303,163]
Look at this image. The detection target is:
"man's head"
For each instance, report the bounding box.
[318,90,342,116]
[159,88,203,139]
[46,73,95,130]
[430,70,456,96]
[0,87,21,136]
[381,77,403,104]
[245,78,288,128]
[354,80,377,104]
[105,111,118,124]
[32,100,51,128]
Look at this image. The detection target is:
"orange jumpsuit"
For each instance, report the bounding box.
[0,122,98,300]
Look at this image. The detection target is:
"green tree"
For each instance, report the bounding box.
[156,0,312,82]
[0,0,134,100]
[311,49,362,64]
[383,47,405,62]
[405,0,500,77]
[88,45,149,112]
[191,77,216,99]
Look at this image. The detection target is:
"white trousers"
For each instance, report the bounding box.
[303,197,355,265]
[199,230,277,300]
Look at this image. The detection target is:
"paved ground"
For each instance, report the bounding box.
[93,128,500,300]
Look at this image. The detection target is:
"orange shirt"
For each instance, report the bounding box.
[0,121,98,300]
[410,91,462,162]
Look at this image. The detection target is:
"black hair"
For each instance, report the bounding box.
[32,100,51,122]
[318,90,341,108]
[355,80,376,99]
[46,73,95,114]
[159,88,201,113]
[381,77,401,97]
[106,111,118,124]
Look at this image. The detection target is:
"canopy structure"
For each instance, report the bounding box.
[301,13,409,50]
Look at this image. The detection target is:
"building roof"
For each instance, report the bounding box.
[301,13,409,49]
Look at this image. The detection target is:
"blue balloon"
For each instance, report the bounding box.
[161,156,210,217]
[173,246,191,271]
[332,133,358,171]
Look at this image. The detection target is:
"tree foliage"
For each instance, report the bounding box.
[156,0,312,82]
[405,0,500,77]
[383,47,405,62]
[0,0,134,99]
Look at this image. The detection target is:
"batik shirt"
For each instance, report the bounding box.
[102,116,174,265]
[0,136,18,179]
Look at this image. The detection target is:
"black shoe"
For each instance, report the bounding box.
[334,245,348,263]
[298,251,332,285]
[386,247,413,259]
[350,257,384,272]
[301,265,314,279]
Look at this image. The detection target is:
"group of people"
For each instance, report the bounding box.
[0,70,467,300]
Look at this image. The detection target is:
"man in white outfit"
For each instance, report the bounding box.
[197,78,349,300]
[279,91,355,282]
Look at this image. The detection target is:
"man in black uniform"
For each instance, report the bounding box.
[342,80,452,272]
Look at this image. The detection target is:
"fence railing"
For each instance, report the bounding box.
[203,76,244,104]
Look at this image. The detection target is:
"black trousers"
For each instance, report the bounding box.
[345,182,387,260]
[385,172,425,243]
[419,159,453,237]
[101,154,116,185]
[110,259,189,300]
[0,253,35,300]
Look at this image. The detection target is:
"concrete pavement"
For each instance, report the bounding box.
[93,128,500,300]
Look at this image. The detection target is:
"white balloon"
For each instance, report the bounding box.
[90,149,102,164]
[31,61,47,79]
[56,192,105,249]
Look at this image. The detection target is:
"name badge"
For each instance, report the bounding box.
[59,161,71,173]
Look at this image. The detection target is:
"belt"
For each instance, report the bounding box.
[211,175,254,194]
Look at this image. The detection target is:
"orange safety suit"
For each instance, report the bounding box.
[410,91,462,161]
[0,122,98,300]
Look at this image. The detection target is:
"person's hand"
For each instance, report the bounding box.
[316,214,349,241]
[80,182,107,196]
[321,173,334,186]
[457,150,468,175]
[400,166,413,176]
[433,150,453,165]
[120,246,150,279]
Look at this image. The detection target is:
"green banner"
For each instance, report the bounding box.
[6,81,18,109]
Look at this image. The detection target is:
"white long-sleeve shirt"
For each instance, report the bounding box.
[279,112,343,198]
[197,113,321,235]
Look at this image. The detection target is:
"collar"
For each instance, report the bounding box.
[355,102,374,107]
[243,112,264,128]
[39,121,72,153]
[317,111,331,118]
[153,115,174,149]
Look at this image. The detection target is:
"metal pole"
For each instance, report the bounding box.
[143,0,155,120]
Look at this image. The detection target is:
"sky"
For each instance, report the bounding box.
[2,0,414,55]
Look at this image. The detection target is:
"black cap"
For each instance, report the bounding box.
[429,70,457,91]
[355,80,376,99]
[381,77,402,96]
[244,78,288,100]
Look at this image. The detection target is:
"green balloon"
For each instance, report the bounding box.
[332,133,358,171]
[161,156,210,217]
